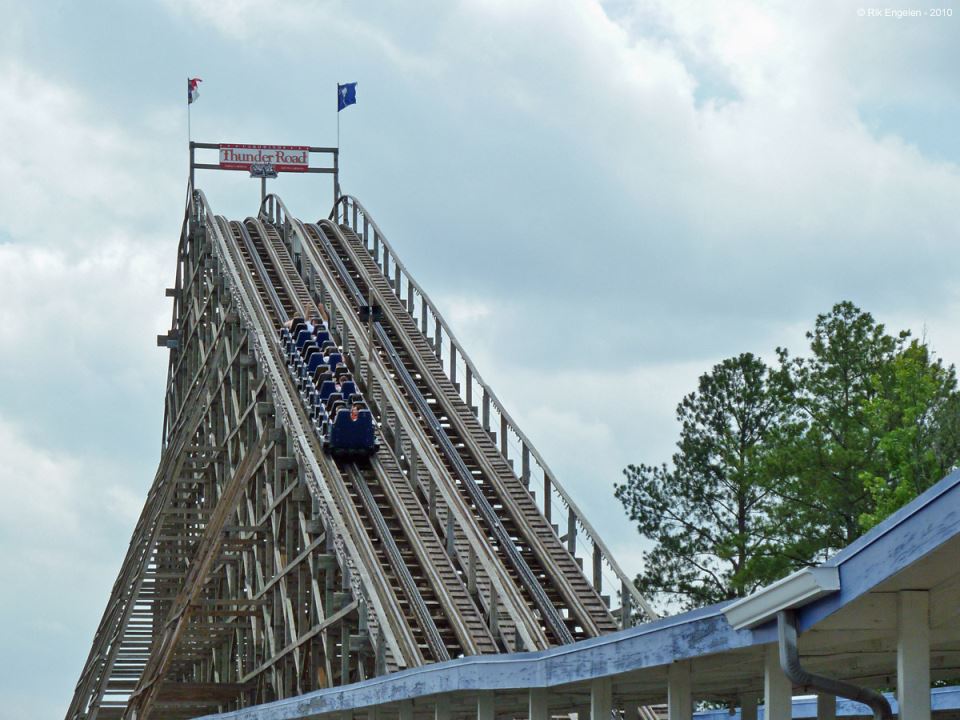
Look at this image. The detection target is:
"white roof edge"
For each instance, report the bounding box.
[723,566,841,630]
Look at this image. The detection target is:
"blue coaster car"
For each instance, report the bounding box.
[280,318,379,458]
[324,405,378,458]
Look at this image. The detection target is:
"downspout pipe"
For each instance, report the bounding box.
[778,610,893,720]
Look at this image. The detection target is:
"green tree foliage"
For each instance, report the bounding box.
[614,353,789,610]
[618,301,960,612]
[769,302,908,560]
[859,340,960,528]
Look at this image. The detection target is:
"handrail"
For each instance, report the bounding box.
[327,194,657,622]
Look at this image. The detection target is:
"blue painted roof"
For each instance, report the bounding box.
[694,686,960,720]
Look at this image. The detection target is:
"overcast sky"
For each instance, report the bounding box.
[1,1,958,717]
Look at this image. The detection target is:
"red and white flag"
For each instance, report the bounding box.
[188,78,202,104]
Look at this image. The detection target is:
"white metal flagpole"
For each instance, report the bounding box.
[187,77,191,142]
[337,84,341,200]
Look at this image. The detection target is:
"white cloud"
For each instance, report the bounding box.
[434,294,493,326]
[0,60,182,244]
[0,416,84,536]
[0,49,182,719]
[0,61,174,447]
[0,414,141,560]
[159,0,436,75]
[0,414,142,720]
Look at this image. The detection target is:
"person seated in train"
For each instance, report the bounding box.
[319,339,337,355]
[281,319,304,355]
[285,318,311,348]
[302,340,322,359]
[332,402,369,435]
[293,329,313,355]
[298,348,317,376]
[313,384,328,406]
[313,367,333,388]
[327,397,347,423]
[291,347,311,377]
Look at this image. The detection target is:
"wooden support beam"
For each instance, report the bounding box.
[530,687,548,720]
[816,693,836,720]
[898,590,931,720]
[155,681,248,702]
[477,691,494,720]
[764,643,792,720]
[592,677,612,720]
[668,661,692,720]
[125,433,270,719]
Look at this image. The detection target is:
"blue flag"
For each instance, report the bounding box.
[338,82,357,111]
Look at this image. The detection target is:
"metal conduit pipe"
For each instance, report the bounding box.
[777,610,893,720]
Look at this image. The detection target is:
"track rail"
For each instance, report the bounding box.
[312,220,621,638]
[281,211,549,652]
[211,215,422,673]
[325,194,657,623]
[304,221,585,644]
[224,218,437,665]
[229,217,497,661]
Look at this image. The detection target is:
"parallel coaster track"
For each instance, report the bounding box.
[220,216,433,670]
[323,194,657,623]
[226,215,497,662]
[303,221,585,644]
[325,220,623,637]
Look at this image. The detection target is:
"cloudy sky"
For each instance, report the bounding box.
[1,1,958,717]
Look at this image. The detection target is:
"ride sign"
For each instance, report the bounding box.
[219,144,309,173]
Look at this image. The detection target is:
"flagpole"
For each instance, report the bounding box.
[337,83,341,201]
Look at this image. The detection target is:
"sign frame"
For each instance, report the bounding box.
[189,141,340,206]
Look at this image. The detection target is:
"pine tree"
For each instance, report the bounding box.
[618,302,960,613]
[768,301,906,560]
[614,353,788,610]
